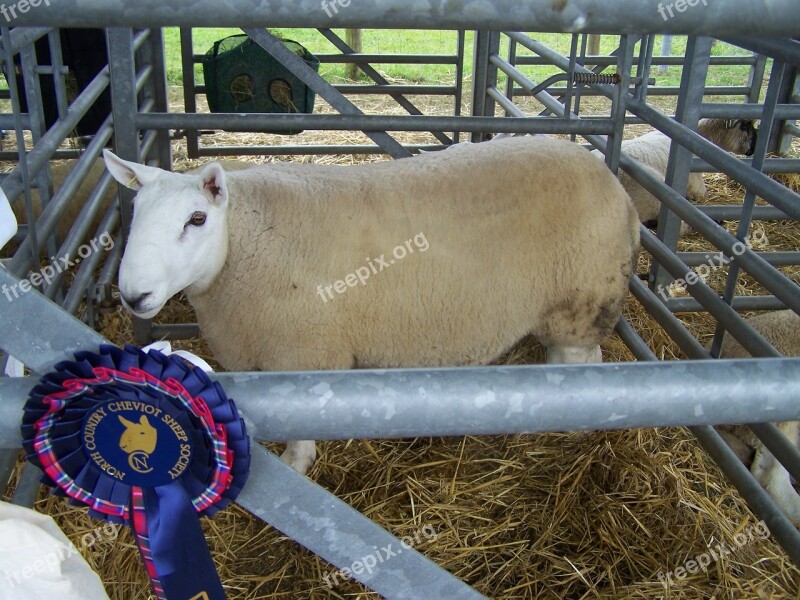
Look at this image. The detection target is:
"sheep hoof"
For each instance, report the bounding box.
[280,440,317,475]
[546,345,602,364]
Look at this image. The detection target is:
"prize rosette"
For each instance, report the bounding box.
[20,344,251,600]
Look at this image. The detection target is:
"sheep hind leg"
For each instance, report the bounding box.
[546,344,602,364]
[280,440,317,476]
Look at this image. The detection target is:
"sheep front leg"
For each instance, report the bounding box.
[546,344,602,364]
[280,440,317,475]
[750,422,800,527]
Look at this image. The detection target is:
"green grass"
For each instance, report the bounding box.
[166,29,757,99]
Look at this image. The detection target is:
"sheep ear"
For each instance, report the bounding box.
[118,415,134,428]
[103,149,162,190]
[199,162,229,207]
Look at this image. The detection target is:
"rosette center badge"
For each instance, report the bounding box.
[83,400,194,487]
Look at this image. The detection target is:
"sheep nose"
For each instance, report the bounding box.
[122,292,151,311]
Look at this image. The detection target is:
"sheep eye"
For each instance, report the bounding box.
[186,212,206,227]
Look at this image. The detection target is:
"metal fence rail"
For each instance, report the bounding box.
[12,1,800,36]
[179,27,466,157]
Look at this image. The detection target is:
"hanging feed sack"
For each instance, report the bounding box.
[202,34,320,134]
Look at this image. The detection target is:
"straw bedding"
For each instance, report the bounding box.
[4,91,800,599]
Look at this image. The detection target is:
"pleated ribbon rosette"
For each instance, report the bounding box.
[20,344,251,600]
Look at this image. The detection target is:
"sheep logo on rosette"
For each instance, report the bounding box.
[82,400,193,487]
[118,415,157,474]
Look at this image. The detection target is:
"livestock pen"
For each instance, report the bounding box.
[1,1,800,598]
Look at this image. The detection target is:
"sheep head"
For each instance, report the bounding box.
[104,149,230,320]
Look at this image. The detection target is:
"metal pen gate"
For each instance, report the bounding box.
[1,1,799,597]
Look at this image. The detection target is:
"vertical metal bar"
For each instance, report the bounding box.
[47,29,70,123]
[180,27,200,159]
[470,30,500,142]
[605,34,634,173]
[107,27,151,344]
[658,34,673,74]
[772,66,799,155]
[505,35,516,103]
[571,34,589,142]
[454,30,465,143]
[709,60,788,357]
[635,34,655,102]
[563,34,579,119]
[146,28,172,169]
[747,53,768,104]
[650,36,713,293]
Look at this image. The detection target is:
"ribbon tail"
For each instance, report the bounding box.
[131,485,226,600]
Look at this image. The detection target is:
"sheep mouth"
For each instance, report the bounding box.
[120,298,165,320]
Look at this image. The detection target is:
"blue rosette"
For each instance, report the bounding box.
[20,344,251,600]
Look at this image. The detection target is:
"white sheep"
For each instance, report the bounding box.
[104,136,640,474]
[592,118,757,232]
[716,309,800,527]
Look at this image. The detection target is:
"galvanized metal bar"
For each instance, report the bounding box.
[179,28,200,160]
[666,296,788,313]
[137,112,615,135]
[192,144,455,157]
[721,37,800,68]
[692,158,800,175]
[144,28,172,170]
[701,103,800,119]
[2,26,50,55]
[3,358,800,448]
[453,30,465,143]
[314,53,459,64]
[192,83,457,96]
[11,1,800,36]
[516,55,759,67]
[519,85,753,97]
[652,36,713,292]
[606,34,634,172]
[242,27,411,159]
[238,447,486,600]
[747,53,769,104]
[470,30,500,142]
[677,251,800,267]
[709,59,787,357]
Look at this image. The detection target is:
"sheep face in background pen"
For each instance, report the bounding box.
[592,118,758,234]
[105,137,640,475]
